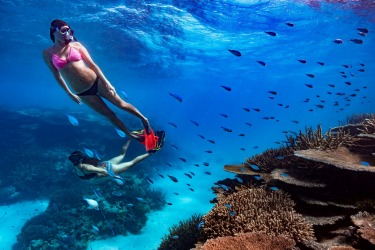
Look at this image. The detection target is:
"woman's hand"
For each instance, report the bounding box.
[69,93,81,104]
[142,118,151,134]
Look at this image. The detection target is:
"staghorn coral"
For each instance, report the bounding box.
[350,211,375,246]
[201,188,314,243]
[197,232,295,250]
[158,214,203,250]
[287,125,356,151]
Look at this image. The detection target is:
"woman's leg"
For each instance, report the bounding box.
[96,80,150,132]
[111,153,150,175]
[109,140,131,164]
[79,95,140,141]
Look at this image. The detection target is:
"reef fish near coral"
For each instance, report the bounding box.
[83,198,99,210]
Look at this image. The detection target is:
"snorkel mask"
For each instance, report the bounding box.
[49,19,77,44]
[69,151,84,166]
[57,27,74,45]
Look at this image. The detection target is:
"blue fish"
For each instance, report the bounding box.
[236,177,243,183]
[221,85,232,91]
[219,184,229,191]
[254,176,261,180]
[167,175,179,183]
[147,178,154,184]
[265,31,276,36]
[203,162,209,166]
[184,173,192,179]
[221,126,232,132]
[191,120,199,126]
[204,171,211,175]
[136,197,144,201]
[171,235,179,239]
[126,203,134,207]
[360,161,370,166]
[276,156,284,160]
[270,186,279,191]
[158,174,164,178]
[228,211,236,216]
[224,203,231,209]
[240,167,246,172]
[281,173,289,177]
[256,60,266,66]
[250,164,260,171]
[115,128,126,138]
[120,90,128,100]
[84,148,94,157]
[228,49,241,57]
[66,114,79,126]
[197,221,204,229]
[169,92,182,102]
[93,150,104,160]
[207,139,215,144]
[168,122,177,128]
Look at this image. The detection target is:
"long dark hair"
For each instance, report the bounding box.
[69,151,99,166]
[50,19,77,43]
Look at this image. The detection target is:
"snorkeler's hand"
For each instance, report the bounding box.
[70,93,81,104]
[142,118,151,134]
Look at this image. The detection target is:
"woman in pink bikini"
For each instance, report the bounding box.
[42,19,150,142]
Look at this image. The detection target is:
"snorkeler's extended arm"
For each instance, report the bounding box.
[80,163,108,175]
[42,49,81,104]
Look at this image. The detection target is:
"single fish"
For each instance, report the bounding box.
[345,82,352,85]
[115,128,126,137]
[298,59,307,64]
[167,175,178,182]
[220,113,228,118]
[236,177,243,183]
[305,84,313,88]
[270,186,279,191]
[205,150,212,153]
[360,161,370,166]
[198,221,204,229]
[268,91,277,95]
[221,127,232,132]
[238,133,245,137]
[66,114,79,126]
[167,122,177,128]
[190,172,195,176]
[207,139,215,144]
[146,178,154,184]
[358,31,366,37]
[169,92,182,102]
[171,235,179,239]
[228,211,236,216]
[256,60,266,66]
[306,74,315,78]
[357,28,368,33]
[243,108,250,112]
[126,203,134,207]
[112,191,123,197]
[253,108,261,112]
[84,148,94,157]
[190,120,199,126]
[240,148,245,151]
[333,39,343,44]
[358,69,365,72]
[350,39,363,44]
[136,197,144,201]
[174,192,179,195]
[189,188,195,192]
[203,162,209,166]
[285,22,294,27]
[281,173,289,177]
[120,90,128,100]
[179,157,187,162]
[204,171,211,175]
[228,49,241,56]
[197,134,205,139]
[317,62,325,66]
[158,174,164,178]
[83,198,99,210]
[166,202,173,205]
[219,184,229,191]
[254,176,261,180]
[221,85,232,91]
[92,225,99,233]
[165,163,172,167]
[184,173,192,179]
[291,120,299,124]
[245,122,252,126]
[276,156,284,160]
[328,84,335,88]
[249,164,260,171]
[265,31,276,36]
[170,144,179,150]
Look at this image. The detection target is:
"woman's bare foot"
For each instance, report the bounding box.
[121,140,131,154]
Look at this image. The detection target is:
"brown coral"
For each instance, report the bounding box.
[351,211,375,245]
[199,232,295,250]
[201,188,314,243]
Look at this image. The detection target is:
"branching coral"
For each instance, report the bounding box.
[350,211,375,245]
[287,125,356,151]
[198,232,295,250]
[201,188,314,243]
[158,214,203,250]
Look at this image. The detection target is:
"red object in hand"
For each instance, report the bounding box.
[140,129,159,151]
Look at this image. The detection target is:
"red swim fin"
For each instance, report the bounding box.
[141,129,159,151]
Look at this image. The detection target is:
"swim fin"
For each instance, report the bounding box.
[149,131,165,153]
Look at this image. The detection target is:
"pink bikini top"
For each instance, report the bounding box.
[52,46,83,70]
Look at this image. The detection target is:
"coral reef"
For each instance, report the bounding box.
[201,188,314,243]
[158,214,203,250]
[195,232,295,250]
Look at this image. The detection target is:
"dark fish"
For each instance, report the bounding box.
[308,109,313,112]
[316,104,324,109]
[204,172,211,175]
[253,108,261,112]
[169,92,182,102]
[238,134,245,137]
[203,162,209,166]
[333,39,343,44]
[158,174,164,178]
[327,92,332,95]
[342,64,350,68]
[350,94,357,97]
[174,193,179,195]
[190,120,199,126]
[354,89,360,92]
[345,82,351,85]
[256,61,266,66]
[228,49,241,57]
[298,59,307,64]
[341,75,347,78]
[265,31,276,36]
[277,103,283,106]
[285,105,290,108]
[147,178,154,184]
[207,139,215,144]
[197,134,205,139]
[303,98,310,103]
[359,63,365,67]
[285,22,294,27]
[306,74,315,78]
[220,114,228,118]
[168,122,177,128]
[205,150,213,153]
[263,117,270,120]
[240,148,245,151]
[328,84,335,88]
[268,91,277,95]
[336,92,345,96]
[358,69,365,72]
[245,122,252,126]
[221,127,232,132]
[165,163,172,167]
[305,84,313,88]
[189,188,195,192]
[357,28,368,33]
[184,173,192,179]
[243,108,250,112]
[194,164,199,167]
[190,172,195,176]
[170,144,179,150]
[350,39,363,44]
[179,158,187,162]
[317,62,325,66]
[166,202,173,205]
[167,175,178,183]
[186,183,191,186]
[358,32,366,37]
[253,146,259,149]
[221,85,232,91]
[291,120,299,124]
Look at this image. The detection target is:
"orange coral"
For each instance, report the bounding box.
[199,232,295,250]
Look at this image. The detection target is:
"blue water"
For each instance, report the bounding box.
[1,0,374,249]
